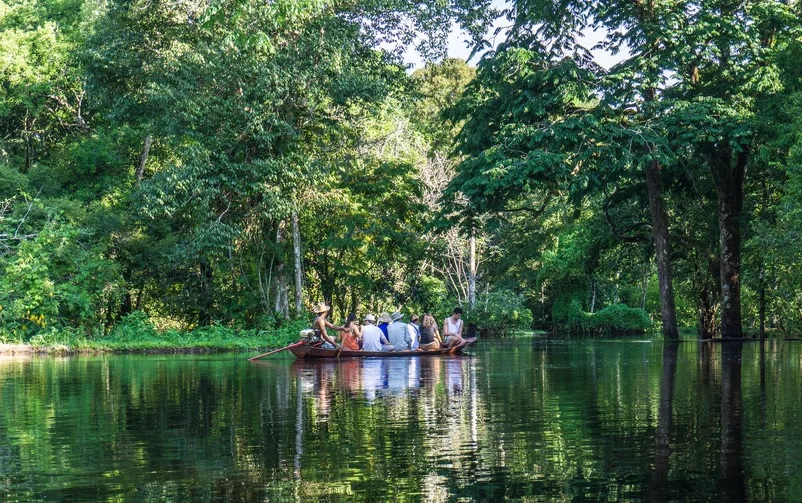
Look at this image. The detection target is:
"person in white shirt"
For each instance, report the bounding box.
[409,314,421,350]
[360,314,393,352]
[442,307,464,348]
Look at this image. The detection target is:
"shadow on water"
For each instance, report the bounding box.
[719,343,745,502]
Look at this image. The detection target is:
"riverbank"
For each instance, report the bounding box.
[0,315,304,355]
[0,339,281,356]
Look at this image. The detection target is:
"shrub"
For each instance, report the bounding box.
[0,217,123,339]
[109,311,160,340]
[464,290,533,337]
[553,302,652,335]
[591,304,652,333]
[409,275,449,314]
[262,319,309,347]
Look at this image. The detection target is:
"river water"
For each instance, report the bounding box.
[0,338,800,501]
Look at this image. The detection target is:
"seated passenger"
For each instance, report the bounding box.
[361,314,393,352]
[418,313,441,351]
[409,314,420,350]
[312,303,345,350]
[377,312,391,337]
[341,313,361,351]
[387,311,413,351]
[442,307,464,348]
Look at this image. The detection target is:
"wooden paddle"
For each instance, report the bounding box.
[248,340,305,361]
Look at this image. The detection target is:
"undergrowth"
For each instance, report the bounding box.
[1,311,306,352]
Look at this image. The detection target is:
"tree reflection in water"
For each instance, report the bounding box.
[649,341,678,501]
[720,343,745,502]
[2,341,802,501]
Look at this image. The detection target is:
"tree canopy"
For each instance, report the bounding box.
[1,0,801,340]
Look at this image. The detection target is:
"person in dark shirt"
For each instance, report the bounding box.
[419,313,442,350]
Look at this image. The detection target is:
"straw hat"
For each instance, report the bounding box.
[378,312,392,324]
[312,302,330,314]
[363,313,376,322]
[390,311,404,322]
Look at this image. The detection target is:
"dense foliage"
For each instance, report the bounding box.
[444,0,802,337]
[1,0,801,342]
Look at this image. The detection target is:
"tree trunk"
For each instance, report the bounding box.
[697,290,717,340]
[292,210,303,316]
[199,258,214,324]
[645,160,679,339]
[640,260,650,309]
[24,115,33,171]
[468,227,476,308]
[613,271,620,304]
[136,135,152,185]
[758,262,766,341]
[134,288,143,311]
[321,248,334,310]
[274,225,289,319]
[119,291,133,319]
[710,147,747,339]
[350,289,358,317]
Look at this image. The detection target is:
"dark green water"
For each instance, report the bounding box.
[1,339,800,502]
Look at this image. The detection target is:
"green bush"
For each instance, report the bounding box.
[591,304,652,332]
[96,311,305,350]
[108,311,160,341]
[553,302,652,335]
[0,216,123,339]
[409,275,450,315]
[0,165,29,195]
[464,290,533,337]
[551,297,584,327]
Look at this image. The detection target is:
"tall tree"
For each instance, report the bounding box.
[445,0,801,338]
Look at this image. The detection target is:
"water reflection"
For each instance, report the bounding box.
[720,343,745,502]
[2,341,802,501]
[649,341,678,501]
[291,356,464,404]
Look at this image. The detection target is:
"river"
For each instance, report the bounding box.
[1,338,800,501]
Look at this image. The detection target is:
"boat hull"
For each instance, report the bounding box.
[289,337,476,359]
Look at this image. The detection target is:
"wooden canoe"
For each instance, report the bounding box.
[289,337,477,359]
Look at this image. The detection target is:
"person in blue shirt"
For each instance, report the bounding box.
[377,312,391,337]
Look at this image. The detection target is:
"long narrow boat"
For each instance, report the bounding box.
[289,337,477,359]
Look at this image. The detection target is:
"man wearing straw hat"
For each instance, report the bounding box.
[312,302,346,350]
[377,312,392,338]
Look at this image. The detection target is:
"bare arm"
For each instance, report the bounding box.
[456,320,463,338]
[315,318,341,348]
[324,319,344,331]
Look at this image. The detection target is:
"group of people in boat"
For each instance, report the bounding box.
[311,302,465,352]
